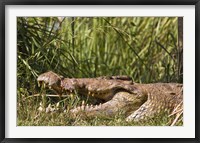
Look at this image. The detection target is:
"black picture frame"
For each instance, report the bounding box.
[0,0,199,143]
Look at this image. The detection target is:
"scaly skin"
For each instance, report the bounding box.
[37,71,183,122]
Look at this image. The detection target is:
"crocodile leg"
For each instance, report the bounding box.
[126,86,183,122]
[126,99,162,122]
[70,91,147,119]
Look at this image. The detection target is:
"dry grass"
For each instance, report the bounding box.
[17,92,183,126]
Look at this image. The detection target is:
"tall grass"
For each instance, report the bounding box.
[17,17,182,126]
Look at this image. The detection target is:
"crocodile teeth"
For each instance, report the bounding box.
[39,102,42,106]
[38,106,43,112]
[42,83,46,88]
[82,100,85,106]
[77,106,81,110]
[56,102,60,108]
[81,105,85,110]
[86,104,89,110]
[38,81,40,87]
[99,103,102,108]
[46,104,52,113]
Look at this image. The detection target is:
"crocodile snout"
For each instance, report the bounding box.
[37,71,62,93]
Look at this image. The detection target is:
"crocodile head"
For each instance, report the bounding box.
[37,71,140,101]
[37,71,63,94]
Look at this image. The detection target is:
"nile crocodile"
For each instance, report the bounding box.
[37,71,183,122]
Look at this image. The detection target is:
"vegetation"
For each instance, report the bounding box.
[17,17,183,126]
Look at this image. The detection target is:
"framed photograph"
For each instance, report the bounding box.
[0,0,199,143]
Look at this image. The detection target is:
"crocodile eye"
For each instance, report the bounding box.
[170,92,176,95]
